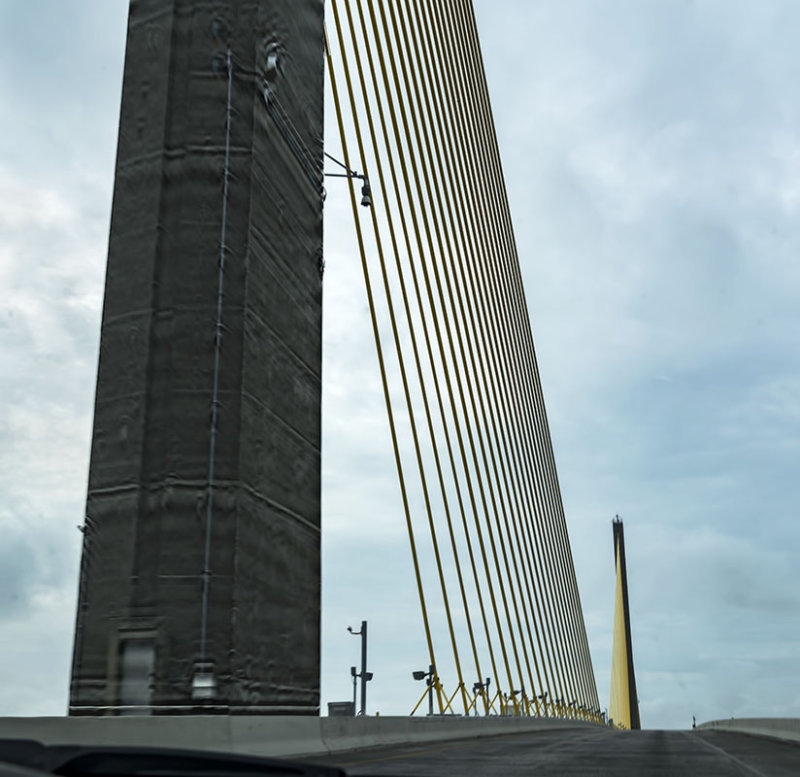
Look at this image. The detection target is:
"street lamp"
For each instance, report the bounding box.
[472,678,491,716]
[413,665,435,716]
[347,621,372,715]
[324,152,372,207]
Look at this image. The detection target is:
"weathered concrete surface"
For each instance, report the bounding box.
[316,727,800,776]
[699,717,800,744]
[71,0,324,715]
[0,717,593,760]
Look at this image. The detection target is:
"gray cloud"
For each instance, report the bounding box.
[475,0,800,728]
[2,0,799,730]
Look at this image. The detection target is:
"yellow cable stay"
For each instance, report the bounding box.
[326,0,601,720]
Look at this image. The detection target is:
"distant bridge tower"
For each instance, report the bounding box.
[70,0,324,715]
[609,517,641,729]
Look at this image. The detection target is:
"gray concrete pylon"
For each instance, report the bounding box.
[70,0,324,715]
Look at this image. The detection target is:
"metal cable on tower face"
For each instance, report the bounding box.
[196,46,234,702]
[326,0,599,719]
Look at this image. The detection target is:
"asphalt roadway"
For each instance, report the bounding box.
[307,727,800,776]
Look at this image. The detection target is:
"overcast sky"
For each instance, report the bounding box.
[1,0,799,730]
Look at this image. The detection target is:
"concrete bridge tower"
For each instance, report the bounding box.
[609,517,641,729]
[70,0,324,715]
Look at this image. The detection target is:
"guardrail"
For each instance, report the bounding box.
[698,718,800,744]
[0,715,599,759]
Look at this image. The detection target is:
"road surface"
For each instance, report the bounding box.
[308,726,800,776]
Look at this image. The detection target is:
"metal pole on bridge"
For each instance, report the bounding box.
[360,621,368,715]
[348,621,370,715]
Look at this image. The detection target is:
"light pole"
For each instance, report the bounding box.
[472,678,491,715]
[347,621,372,715]
[413,665,435,716]
[324,152,372,207]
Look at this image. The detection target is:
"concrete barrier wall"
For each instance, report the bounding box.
[0,716,597,760]
[698,718,800,744]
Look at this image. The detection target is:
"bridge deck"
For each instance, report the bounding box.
[310,728,800,776]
